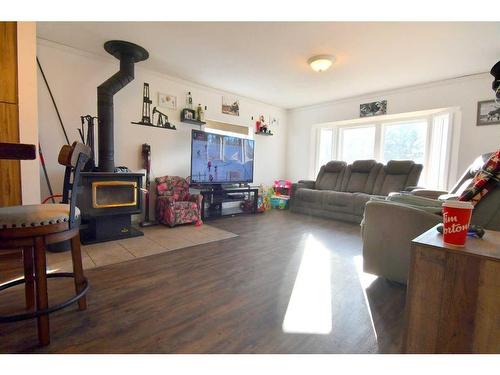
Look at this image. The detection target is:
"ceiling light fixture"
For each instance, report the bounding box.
[308,55,335,72]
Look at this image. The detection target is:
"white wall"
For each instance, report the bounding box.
[286,73,500,188]
[18,22,40,204]
[37,40,287,203]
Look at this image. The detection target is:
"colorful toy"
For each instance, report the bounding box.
[257,184,272,212]
[273,179,292,197]
[270,179,291,209]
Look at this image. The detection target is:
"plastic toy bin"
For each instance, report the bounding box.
[270,195,289,209]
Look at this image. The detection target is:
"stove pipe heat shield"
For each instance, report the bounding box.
[97,40,149,172]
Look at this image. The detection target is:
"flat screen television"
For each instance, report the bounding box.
[190,129,254,185]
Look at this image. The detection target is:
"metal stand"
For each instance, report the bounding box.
[0,273,89,323]
[140,143,157,227]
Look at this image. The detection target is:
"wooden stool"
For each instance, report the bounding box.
[0,142,91,346]
[0,205,88,345]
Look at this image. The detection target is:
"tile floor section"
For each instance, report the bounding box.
[46,224,238,272]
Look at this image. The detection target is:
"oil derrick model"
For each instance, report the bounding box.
[132,82,153,125]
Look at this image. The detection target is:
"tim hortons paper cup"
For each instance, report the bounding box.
[442,201,474,247]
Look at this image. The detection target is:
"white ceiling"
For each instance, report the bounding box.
[37,22,500,109]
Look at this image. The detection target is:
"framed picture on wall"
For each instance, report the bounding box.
[476,100,500,126]
[158,92,177,110]
[222,96,240,116]
[360,100,387,117]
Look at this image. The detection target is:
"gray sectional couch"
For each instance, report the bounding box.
[290,159,423,223]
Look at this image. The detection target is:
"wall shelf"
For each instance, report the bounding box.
[255,131,273,136]
[180,118,206,126]
[131,121,176,131]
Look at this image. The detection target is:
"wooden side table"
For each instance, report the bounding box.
[404,225,500,353]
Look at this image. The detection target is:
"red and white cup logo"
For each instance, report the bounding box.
[442,201,474,247]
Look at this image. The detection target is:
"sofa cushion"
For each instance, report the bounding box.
[321,191,355,214]
[324,160,346,173]
[341,160,381,194]
[316,171,343,191]
[379,174,410,195]
[372,161,423,196]
[351,160,377,173]
[384,160,414,175]
[294,188,323,208]
[0,204,80,229]
[315,161,346,190]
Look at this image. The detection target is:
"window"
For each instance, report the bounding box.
[381,120,427,164]
[426,113,451,189]
[315,109,453,189]
[339,126,376,163]
[318,128,334,167]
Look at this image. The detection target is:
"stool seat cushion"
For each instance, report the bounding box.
[0,204,80,229]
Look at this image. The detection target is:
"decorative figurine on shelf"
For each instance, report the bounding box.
[186,91,193,109]
[182,108,196,121]
[132,82,153,126]
[152,107,176,130]
[196,103,205,122]
[255,114,272,135]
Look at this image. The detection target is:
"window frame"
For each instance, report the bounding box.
[313,108,455,189]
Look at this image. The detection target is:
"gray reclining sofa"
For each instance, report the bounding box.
[290,159,423,223]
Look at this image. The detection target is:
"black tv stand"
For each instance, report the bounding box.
[196,185,259,220]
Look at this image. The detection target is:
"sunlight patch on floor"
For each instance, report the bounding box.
[354,255,377,289]
[282,234,332,335]
[354,255,378,339]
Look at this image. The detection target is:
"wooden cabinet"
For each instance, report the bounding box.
[404,226,500,353]
[0,22,21,206]
[0,22,18,103]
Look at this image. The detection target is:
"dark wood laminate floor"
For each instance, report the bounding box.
[0,210,406,353]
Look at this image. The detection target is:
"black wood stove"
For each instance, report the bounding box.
[77,40,149,244]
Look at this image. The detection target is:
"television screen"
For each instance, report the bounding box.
[190,130,254,184]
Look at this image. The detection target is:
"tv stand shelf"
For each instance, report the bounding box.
[196,186,259,220]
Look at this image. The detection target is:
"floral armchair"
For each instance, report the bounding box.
[155,176,203,227]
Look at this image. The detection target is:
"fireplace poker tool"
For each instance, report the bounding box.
[80,115,97,171]
[140,143,157,227]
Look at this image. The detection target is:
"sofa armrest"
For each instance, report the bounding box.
[188,193,203,207]
[297,179,315,186]
[291,180,315,197]
[361,200,441,284]
[403,186,424,192]
[410,189,449,199]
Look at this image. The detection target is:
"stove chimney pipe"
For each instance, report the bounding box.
[97,40,149,172]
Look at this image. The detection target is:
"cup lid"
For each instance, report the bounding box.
[442,200,474,209]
